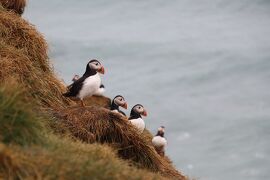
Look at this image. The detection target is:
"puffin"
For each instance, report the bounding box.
[111,95,128,116]
[69,74,105,96]
[152,126,167,157]
[63,59,105,106]
[128,104,148,133]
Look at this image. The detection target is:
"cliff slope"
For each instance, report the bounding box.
[0,7,187,180]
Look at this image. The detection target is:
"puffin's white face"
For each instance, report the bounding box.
[114,96,128,109]
[88,60,105,74]
[133,104,147,116]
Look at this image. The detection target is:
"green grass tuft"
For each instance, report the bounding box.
[0,83,44,146]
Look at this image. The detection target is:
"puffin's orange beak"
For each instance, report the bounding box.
[142,109,148,117]
[99,66,105,74]
[122,102,128,109]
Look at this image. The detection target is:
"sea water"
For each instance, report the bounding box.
[25,1,270,179]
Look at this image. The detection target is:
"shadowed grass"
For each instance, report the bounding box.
[0,82,44,146]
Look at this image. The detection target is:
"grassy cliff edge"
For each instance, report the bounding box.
[0,7,187,180]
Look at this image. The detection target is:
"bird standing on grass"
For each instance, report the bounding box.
[152,126,167,156]
[69,74,105,96]
[63,59,105,107]
[128,104,147,133]
[111,95,128,116]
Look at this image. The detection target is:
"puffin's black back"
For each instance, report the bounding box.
[63,76,86,97]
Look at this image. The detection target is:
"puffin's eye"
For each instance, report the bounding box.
[95,63,98,66]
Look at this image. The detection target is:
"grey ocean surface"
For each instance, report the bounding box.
[25,1,270,180]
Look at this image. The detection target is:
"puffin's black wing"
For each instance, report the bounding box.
[100,84,105,88]
[63,76,86,97]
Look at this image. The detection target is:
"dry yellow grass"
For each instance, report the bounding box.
[0,81,169,180]
[0,9,73,109]
[0,140,168,180]
[54,106,186,179]
[0,6,188,180]
[84,95,111,109]
[0,0,26,15]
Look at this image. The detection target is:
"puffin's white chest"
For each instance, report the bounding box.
[94,87,105,96]
[112,110,119,113]
[78,74,101,99]
[152,136,167,148]
[112,110,126,117]
[130,118,145,133]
